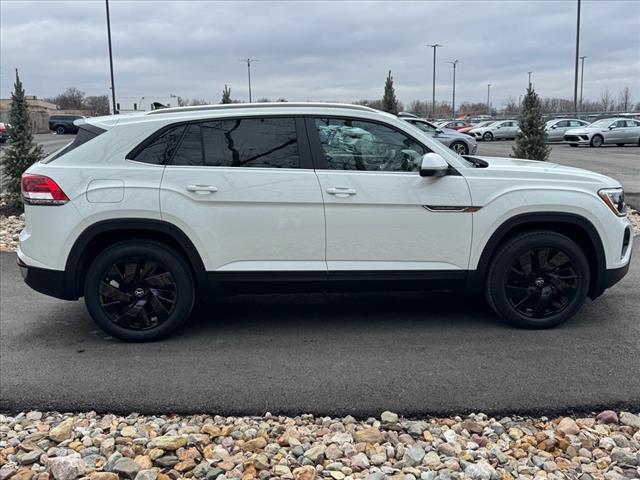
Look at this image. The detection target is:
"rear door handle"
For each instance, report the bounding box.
[326,187,357,198]
[186,185,218,194]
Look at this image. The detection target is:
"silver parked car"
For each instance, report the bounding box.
[564,118,640,147]
[545,118,590,142]
[400,116,477,155]
[469,120,519,141]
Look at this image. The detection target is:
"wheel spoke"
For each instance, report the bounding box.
[144,271,173,287]
[533,286,553,316]
[100,282,132,302]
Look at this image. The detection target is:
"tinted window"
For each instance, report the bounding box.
[201,117,299,168]
[133,125,186,165]
[615,120,627,128]
[172,124,203,166]
[314,117,427,172]
[556,120,570,128]
[44,126,105,163]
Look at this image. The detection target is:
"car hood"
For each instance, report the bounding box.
[564,126,608,135]
[472,156,621,188]
[440,127,471,139]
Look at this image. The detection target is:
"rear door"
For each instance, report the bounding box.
[307,115,472,277]
[158,116,326,273]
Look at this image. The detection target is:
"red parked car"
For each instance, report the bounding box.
[458,120,495,135]
[438,120,474,131]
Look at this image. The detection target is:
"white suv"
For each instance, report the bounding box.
[18,103,632,341]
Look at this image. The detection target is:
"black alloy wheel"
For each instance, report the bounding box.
[504,247,578,318]
[84,240,195,341]
[99,257,177,330]
[56,125,66,135]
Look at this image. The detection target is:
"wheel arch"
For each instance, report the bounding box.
[470,212,607,299]
[64,219,208,299]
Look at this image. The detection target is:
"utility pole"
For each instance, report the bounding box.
[579,55,587,115]
[240,58,258,103]
[487,84,491,115]
[573,0,581,112]
[446,60,459,118]
[105,0,117,114]
[528,71,533,87]
[427,44,442,118]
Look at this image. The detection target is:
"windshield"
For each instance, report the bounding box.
[474,121,496,128]
[409,120,437,133]
[589,119,614,128]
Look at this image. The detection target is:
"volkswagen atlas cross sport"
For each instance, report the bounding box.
[18,103,632,341]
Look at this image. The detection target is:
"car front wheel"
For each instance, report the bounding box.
[482,132,493,142]
[590,135,603,147]
[84,240,195,341]
[485,231,589,329]
[56,126,66,135]
[450,141,469,155]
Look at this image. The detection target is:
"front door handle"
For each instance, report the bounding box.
[326,187,357,198]
[186,185,218,194]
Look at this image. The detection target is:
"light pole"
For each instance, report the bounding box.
[487,84,491,115]
[579,55,587,115]
[446,60,459,118]
[105,0,117,114]
[528,71,533,87]
[427,44,442,118]
[573,0,582,112]
[240,58,258,103]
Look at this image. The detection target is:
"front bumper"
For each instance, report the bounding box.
[563,134,590,144]
[17,257,77,300]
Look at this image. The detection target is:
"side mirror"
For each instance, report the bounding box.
[435,128,444,134]
[420,153,449,177]
[608,125,616,130]
[550,125,557,129]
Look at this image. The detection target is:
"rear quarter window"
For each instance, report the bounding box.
[43,125,106,163]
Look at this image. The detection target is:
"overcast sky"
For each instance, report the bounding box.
[1,0,639,108]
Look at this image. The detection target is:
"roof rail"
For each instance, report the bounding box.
[146,102,377,115]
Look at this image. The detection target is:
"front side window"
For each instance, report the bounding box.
[614,120,627,128]
[314,117,427,172]
[133,125,186,165]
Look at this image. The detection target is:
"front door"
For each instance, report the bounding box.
[306,116,473,275]
[159,116,326,273]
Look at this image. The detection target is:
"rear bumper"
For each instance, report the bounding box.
[17,257,77,300]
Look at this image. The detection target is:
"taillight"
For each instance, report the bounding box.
[21,174,69,205]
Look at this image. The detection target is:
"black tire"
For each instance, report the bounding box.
[590,135,603,147]
[450,141,469,155]
[485,231,590,329]
[55,125,66,135]
[569,143,578,147]
[84,240,195,341]
[616,144,624,147]
[482,132,493,142]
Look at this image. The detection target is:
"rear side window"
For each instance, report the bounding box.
[44,125,106,163]
[131,125,186,165]
[171,117,299,168]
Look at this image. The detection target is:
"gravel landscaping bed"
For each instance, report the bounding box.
[1,210,640,253]
[1,410,639,480]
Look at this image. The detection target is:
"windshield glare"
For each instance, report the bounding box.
[589,119,613,128]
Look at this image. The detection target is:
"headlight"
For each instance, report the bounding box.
[598,188,626,216]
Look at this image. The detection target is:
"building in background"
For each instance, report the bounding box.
[0,96,57,133]
[115,96,176,113]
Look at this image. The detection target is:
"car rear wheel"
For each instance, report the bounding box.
[84,240,195,341]
[482,132,493,142]
[55,125,66,135]
[590,135,603,147]
[485,231,589,329]
[450,141,469,155]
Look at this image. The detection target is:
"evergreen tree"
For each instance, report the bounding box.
[512,84,551,161]
[221,85,232,104]
[1,70,43,206]
[382,70,399,115]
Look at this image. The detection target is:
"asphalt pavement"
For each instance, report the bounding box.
[1,243,638,416]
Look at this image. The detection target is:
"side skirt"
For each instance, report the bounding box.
[207,270,468,295]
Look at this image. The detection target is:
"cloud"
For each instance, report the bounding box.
[1,0,639,108]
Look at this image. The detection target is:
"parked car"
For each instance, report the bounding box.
[0,122,9,143]
[400,116,477,155]
[437,120,475,131]
[564,118,640,147]
[458,120,494,135]
[469,120,519,141]
[49,115,85,135]
[545,119,590,142]
[19,103,632,341]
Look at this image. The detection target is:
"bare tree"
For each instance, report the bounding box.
[600,87,613,112]
[617,87,632,112]
[85,95,110,115]
[45,87,85,110]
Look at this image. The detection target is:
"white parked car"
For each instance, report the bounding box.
[564,118,640,147]
[469,120,519,141]
[18,103,632,341]
[545,118,590,142]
